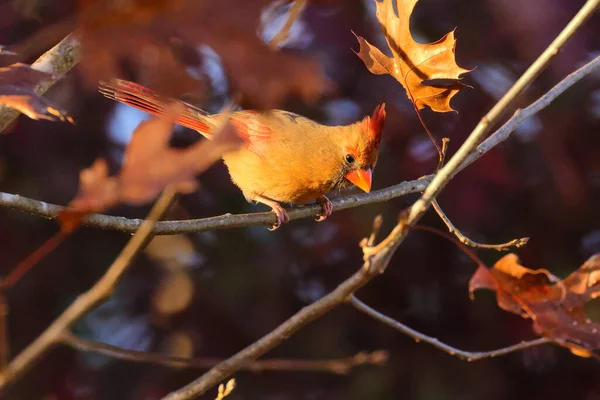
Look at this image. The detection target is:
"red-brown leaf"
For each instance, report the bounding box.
[470,253,600,357]
[0,63,73,123]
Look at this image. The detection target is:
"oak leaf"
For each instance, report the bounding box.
[355,0,471,112]
[61,104,241,229]
[470,253,600,357]
[0,63,73,123]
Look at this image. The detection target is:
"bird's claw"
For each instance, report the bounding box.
[268,203,290,231]
[315,196,333,222]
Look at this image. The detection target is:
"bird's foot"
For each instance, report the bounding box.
[315,196,333,222]
[268,203,290,230]
[251,194,289,230]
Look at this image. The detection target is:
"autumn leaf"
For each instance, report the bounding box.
[64,0,330,108]
[469,253,600,357]
[0,63,73,123]
[354,0,471,112]
[60,103,242,229]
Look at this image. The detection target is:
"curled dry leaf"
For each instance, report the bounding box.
[70,0,330,107]
[61,103,242,230]
[354,0,471,112]
[470,253,600,357]
[0,63,73,123]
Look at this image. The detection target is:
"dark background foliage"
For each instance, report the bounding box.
[1,0,600,398]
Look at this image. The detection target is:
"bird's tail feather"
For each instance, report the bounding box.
[98,79,217,139]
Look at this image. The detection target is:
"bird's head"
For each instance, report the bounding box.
[339,104,386,193]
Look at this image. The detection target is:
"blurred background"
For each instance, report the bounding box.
[1,0,600,398]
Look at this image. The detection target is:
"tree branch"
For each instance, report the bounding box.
[0,34,81,132]
[0,178,430,234]
[59,332,387,375]
[432,199,529,251]
[349,296,551,361]
[162,2,600,397]
[269,0,308,49]
[406,0,600,227]
[0,188,177,389]
[3,50,599,237]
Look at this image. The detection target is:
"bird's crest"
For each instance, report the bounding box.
[363,103,386,144]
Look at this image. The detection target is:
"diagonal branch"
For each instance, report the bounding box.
[3,52,599,236]
[350,296,551,361]
[0,187,177,388]
[268,0,308,49]
[0,34,81,133]
[405,0,600,227]
[162,2,600,397]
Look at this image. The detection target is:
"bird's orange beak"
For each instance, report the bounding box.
[345,168,372,193]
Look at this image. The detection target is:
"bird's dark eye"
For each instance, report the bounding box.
[345,154,355,164]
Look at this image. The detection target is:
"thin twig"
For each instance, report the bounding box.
[432,199,529,251]
[59,332,387,375]
[349,296,551,361]
[0,34,81,132]
[462,53,600,169]
[0,231,69,290]
[162,3,600,397]
[437,137,450,170]
[269,0,308,49]
[0,188,177,389]
[406,0,600,227]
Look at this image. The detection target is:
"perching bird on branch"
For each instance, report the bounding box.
[99,79,385,230]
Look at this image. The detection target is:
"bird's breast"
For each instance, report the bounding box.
[222,143,340,204]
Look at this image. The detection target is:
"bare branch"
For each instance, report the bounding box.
[162,2,600,397]
[462,53,600,169]
[0,178,430,234]
[0,34,81,132]
[406,0,600,227]
[350,296,551,361]
[0,187,177,389]
[2,47,599,236]
[59,332,387,375]
[2,45,599,238]
[432,200,529,251]
[269,0,308,49]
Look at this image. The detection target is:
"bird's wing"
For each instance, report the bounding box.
[99,79,219,139]
[229,111,273,142]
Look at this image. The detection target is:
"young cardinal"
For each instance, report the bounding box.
[99,80,386,229]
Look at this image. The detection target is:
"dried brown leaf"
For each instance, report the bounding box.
[469,253,600,356]
[354,0,471,112]
[61,103,242,228]
[70,0,330,107]
[0,63,73,123]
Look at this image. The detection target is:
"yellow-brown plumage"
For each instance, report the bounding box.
[99,79,386,229]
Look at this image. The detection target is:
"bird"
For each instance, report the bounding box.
[99,79,386,230]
